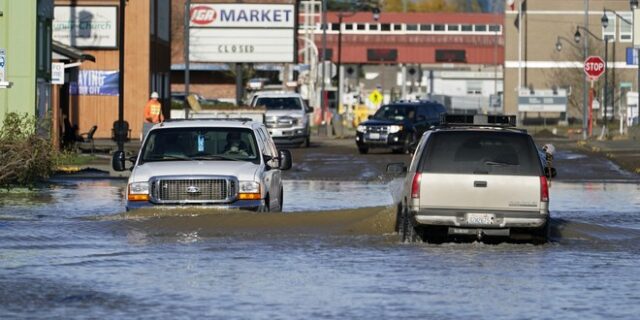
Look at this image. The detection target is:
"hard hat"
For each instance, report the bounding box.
[150,92,159,99]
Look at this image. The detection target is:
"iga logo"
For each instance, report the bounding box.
[190,6,217,25]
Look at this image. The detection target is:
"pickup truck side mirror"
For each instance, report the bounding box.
[279,150,292,170]
[386,162,407,175]
[368,115,373,120]
[305,106,313,114]
[112,151,126,171]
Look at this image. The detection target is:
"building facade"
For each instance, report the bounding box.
[0,0,53,122]
[504,0,637,125]
[53,0,170,139]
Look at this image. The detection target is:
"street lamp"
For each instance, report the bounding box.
[555,36,581,52]
[602,9,633,130]
[632,0,640,126]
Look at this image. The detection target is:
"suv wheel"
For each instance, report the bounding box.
[401,204,420,243]
[530,220,550,244]
[358,146,369,154]
[258,196,270,212]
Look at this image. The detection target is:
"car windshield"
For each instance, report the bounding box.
[372,105,415,121]
[419,131,542,176]
[255,97,302,110]
[140,128,260,164]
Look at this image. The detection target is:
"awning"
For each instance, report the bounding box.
[52,40,96,62]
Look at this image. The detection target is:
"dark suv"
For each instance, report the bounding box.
[355,101,446,154]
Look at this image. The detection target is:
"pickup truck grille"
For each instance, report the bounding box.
[151,178,236,203]
[266,116,297,128]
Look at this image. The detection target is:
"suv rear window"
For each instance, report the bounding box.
[419,131,542,176]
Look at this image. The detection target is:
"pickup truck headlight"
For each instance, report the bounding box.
[356,125,367,133]
[238,181,261,200]
[128,182,150,201]
[388,125,403,134]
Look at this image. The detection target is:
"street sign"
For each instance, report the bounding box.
[51,62,64,85]
[369,89,383,106]
[584,56,605,80]
[0,49,6,83]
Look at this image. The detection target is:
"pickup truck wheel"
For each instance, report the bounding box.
[422,226,448,244]
[304,135,310,148]
[358,146,369,154]
[275,189,284,212]
[258,196,270,212]
[394,203,403,233]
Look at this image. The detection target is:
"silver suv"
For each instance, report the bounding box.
[112,119,292,212]
[388,115,554,244]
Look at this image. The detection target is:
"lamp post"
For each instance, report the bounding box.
[602,9,632,129]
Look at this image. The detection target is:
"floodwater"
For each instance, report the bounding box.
[1,179,639,319]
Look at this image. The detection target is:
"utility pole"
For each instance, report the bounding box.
[184,0,191,119]
[582,0,589,139]
[321,0,328,136]
[117,0,125,152]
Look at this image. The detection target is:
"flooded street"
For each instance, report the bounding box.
[1,177,639,319]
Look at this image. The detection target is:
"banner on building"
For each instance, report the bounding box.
[70,70,119,96]
[53,6,118,48]
[189,4,295,63]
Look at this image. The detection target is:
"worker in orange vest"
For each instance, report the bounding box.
[144,92,164,123]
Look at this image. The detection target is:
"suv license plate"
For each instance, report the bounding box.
[368,133,380,140]
[467,213,495,225]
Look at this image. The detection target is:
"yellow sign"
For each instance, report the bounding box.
[187,94,202,112]
[369,90,382,106]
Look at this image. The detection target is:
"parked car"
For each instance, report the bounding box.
[355,100,446,154]
[250,91,313,147]
[112,118,292,212]
[387,115,555,244]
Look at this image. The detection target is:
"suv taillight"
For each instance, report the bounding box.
[540,176,549,202]
[411,173,422,199]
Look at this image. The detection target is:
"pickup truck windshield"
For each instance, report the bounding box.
[140,128,260,164]
[255,97,302,110]
[372,105,415,121]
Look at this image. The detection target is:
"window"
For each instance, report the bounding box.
[620,12,632,42]
[461,24,473,32]
[447,24,459,31]
[603,12,616,39]
[489,25,501,32]
[466,80,482,95]
[357,23,366,31]
[344,23,353,31]
[393,24,402,31]
[381,24,391,31]
[475,25,487,32]
[434,24,445,31]
[420,24,432,31]
[407,24,418,31]
[331,23,340,31]
[370,24,380,31]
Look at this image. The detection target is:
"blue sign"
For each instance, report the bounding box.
[626,47,638,65]
[70,70,119,96]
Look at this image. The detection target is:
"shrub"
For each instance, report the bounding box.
[0,113,53,188]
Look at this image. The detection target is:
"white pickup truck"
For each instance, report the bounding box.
[250,92,313,147]
[112,118,292,212]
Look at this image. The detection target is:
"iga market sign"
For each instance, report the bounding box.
[70,70,119,96]
[53,6,118,48]
[189,4,295,63]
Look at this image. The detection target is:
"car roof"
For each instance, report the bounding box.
[153,119,263,130]
[432,126,529,135]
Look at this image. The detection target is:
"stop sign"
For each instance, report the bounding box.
[584,56,606,80]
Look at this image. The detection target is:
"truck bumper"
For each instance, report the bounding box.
[268,127,309,144]
[412,208,549,229]
[126,199,265,212]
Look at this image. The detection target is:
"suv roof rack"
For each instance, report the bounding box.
[437,114,520,129]
[161,118,256,124]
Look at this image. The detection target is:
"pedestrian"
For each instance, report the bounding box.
[142,92,164,139]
